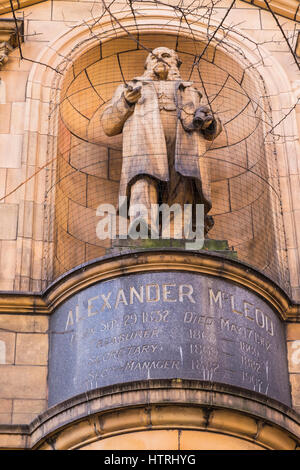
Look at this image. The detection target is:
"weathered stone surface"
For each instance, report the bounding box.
[15,333,48,365]
[0,314,48,333]
[48,271,291,407]
[0,331,15,364]
[287,340,300,373]
[0,204,18,239]
[180,430,263,451]
[287,323,300,340]
[0,398,12,424]
[80,429,179,450]
[0,365,47,399]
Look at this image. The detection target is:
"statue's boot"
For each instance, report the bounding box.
[128,216,159,240]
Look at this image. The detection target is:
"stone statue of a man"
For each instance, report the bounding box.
[101,47,222,237]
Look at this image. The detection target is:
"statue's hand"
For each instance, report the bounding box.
[124,85,142,105]
[193,105,214,130]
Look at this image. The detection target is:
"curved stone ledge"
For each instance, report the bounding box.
[1,380,298,450]
[45,250,295,320]
[0,250,297,319]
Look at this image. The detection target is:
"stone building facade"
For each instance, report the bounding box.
[0,0,299,450]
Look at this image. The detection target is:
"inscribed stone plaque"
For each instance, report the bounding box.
[48,271,291,406]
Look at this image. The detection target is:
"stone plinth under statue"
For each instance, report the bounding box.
[48,253,291,407]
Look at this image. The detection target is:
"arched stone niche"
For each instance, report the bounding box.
[49,29,289,291]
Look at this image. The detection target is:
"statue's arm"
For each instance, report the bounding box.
[201,116,222,141]
[179,86,222,140]
[101,85,135,136]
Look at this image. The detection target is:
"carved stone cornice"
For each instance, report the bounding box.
[0,0,45,15]
[0,250,299,320]
[241,0,300,22]
[0,18,23,68]
[0,292,49,314]
[1,380,299,449]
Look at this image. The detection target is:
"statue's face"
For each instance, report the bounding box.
[146,47,179,79]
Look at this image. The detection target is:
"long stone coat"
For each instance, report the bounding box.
[101,78,222,214]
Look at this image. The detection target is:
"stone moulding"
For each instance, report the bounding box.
[0,0,45,15]
[0,250,299,320]
[0,292,48,314]
[241,0,300,22]
[0,380,299,450]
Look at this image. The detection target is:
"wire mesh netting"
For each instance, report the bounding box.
[45,30,290,292]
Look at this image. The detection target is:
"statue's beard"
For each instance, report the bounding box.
[153,62,169,79]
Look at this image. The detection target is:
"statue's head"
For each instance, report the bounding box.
[143,47,182,80]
